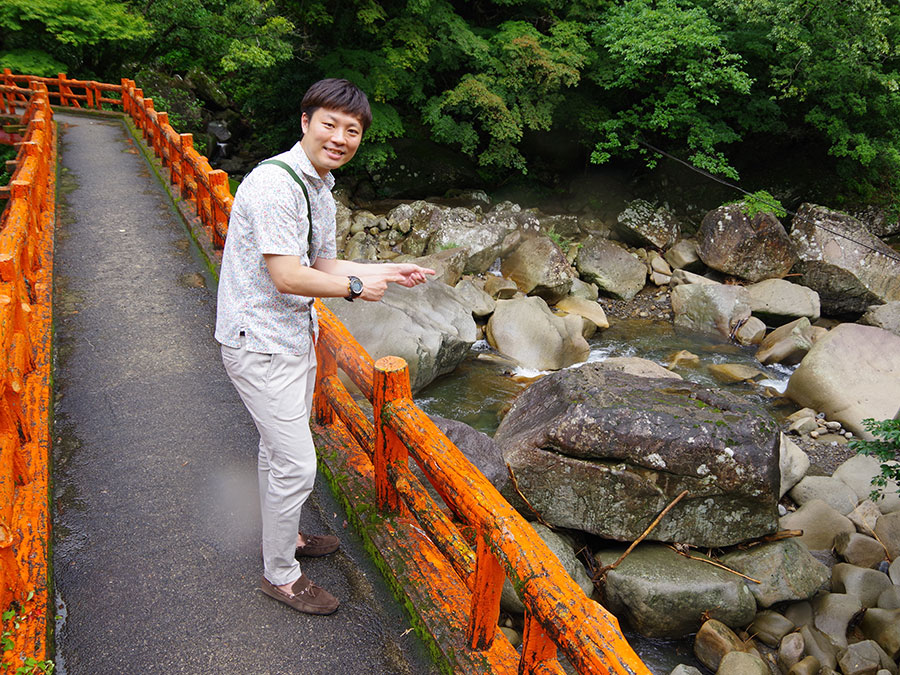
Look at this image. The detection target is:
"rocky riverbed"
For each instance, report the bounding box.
[321,190,900,675]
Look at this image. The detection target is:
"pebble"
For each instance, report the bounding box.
[716,651,769,675]
[860,607,900,659]
[788,655,821,675]
[778,632,805,672]
[825,421,842,430]
[694,619,746,672]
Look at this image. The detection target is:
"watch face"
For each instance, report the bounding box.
[349,277,363,295]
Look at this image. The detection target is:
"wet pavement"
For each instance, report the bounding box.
[51,112,439,674]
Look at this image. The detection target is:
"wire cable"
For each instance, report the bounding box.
[636,138,900,265]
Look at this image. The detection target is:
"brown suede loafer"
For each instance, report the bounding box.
[260,574,339,615]
[295,532,340,558]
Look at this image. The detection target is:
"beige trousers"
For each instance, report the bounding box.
[221,340,317,586]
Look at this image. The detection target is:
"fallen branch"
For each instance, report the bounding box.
[665,545,761,583]
[593,490,689,584]
[506,463,553,529]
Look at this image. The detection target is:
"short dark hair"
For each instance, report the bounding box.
[301,78,372,132]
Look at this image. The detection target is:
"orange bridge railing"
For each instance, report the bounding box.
[0,80,57,670]
[0,71,650,675]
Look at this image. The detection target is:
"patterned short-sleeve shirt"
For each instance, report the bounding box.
[215,142,337,355]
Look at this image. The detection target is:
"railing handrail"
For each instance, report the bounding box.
[2,70,650,675]
[0,80,57,671]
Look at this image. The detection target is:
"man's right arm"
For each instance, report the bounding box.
[264,254,400,301]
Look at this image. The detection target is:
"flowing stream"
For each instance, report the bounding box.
[417,318,798,436]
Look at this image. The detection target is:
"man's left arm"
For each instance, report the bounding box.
[312,258,435,288]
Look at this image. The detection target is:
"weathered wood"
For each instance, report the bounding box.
[467,534,505,651]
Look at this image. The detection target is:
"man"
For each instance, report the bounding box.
[215,78,433,615]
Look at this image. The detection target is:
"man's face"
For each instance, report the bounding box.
[300,107,364,177]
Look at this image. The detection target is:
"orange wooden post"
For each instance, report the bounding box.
[313,339,337,426]
[144,99,155,148]
[372,356,411,512]
[519,611,559,674]
[156,113,170,167]
[179,134,194,199]
[57,73,67,107]
[208,170,228,248]
[467,533,505,651]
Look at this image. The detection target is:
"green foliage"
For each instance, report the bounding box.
[546,227,574,253]
[849,417,900,501]
[0,0,150,75]
[734,190,787,219]
[1,596,55,674]
[0,49,65,78]
[0,145,17,186]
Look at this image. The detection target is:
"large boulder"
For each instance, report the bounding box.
[575,236,647,301]
[696,203,797,282]
[422,206,512,274]
[670,282,751,339]
[324,281,476,392]
[599,544,757,638]
[427,415,508,494]
[495,366,781,547]
[615,199,681,250]
[790,204,900,315]
[396,201,443,256]
[486,296,590,371]
[860,301,900,337]
[746,279,821,324]
[785,323,900,438]
[500,234,575,304]
[754,317,826,366]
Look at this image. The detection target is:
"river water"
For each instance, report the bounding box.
[417,318,799,436]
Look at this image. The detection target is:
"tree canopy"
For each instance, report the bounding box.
[3,0,900,204]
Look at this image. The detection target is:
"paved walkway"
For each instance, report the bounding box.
[51,112,438,674]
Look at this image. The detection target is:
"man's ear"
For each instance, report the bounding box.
[300,112,309,134]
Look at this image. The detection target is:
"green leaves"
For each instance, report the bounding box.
[849,417,900,500]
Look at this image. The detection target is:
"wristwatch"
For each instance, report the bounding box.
[345,275,364,302]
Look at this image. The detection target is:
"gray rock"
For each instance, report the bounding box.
[594,357,681,380]
[834,532,888,569]
[837,641,884,675]
[397,201,443,256]
[670,666,704,675]
[498,626,521,648]
[790,204,900,314]
[568,277,599,301]
[783,601,814,629]
[496,367,781,546]
[695,618,747,671]
[812,593,862,648]
[834,456,900,514]
[721,539,828,608]
[715,650,769,675]
[733,317,767,347]
[499,522,593,614]
[831,563,893,608]
[324,280,475,392]
[755,318,824,366]
[425,206,511,275]
[746,279,821,324]
[874,511,900,559]
[670,268,718,286]
[575,236,647,301]
[600,544,757,638]
[670,282,752,339]
[891,558,900,584]
[779,500,855,551]
[748,610,794,648]
[777,632,805,673]
[428,415,508,493]
[616,199,681,250]
[486,296,590,370]
[787,655,819,675]
[500,234,575,304]
[785,324,900,439]
[409,247,469,286]
[555,296,609,333]
[780,434,811,499]
[665,239,704,272]
[788,476,859,515]
[847,500,886,536]
[860,301,900,337]
[453,279,495,318]
[859,607,900,659]
[483,274,518,299]
[877,587,900,610]
[799,624,839,670]
[697,203,797,282]
[343,230,379,261]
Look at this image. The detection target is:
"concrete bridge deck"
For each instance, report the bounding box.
[51,111,439,674]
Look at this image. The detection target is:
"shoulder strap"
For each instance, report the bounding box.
[257,159,313,250]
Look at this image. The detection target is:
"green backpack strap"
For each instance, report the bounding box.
[257,159,314,251]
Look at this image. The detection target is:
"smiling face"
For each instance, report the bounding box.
[299,107,364,177]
